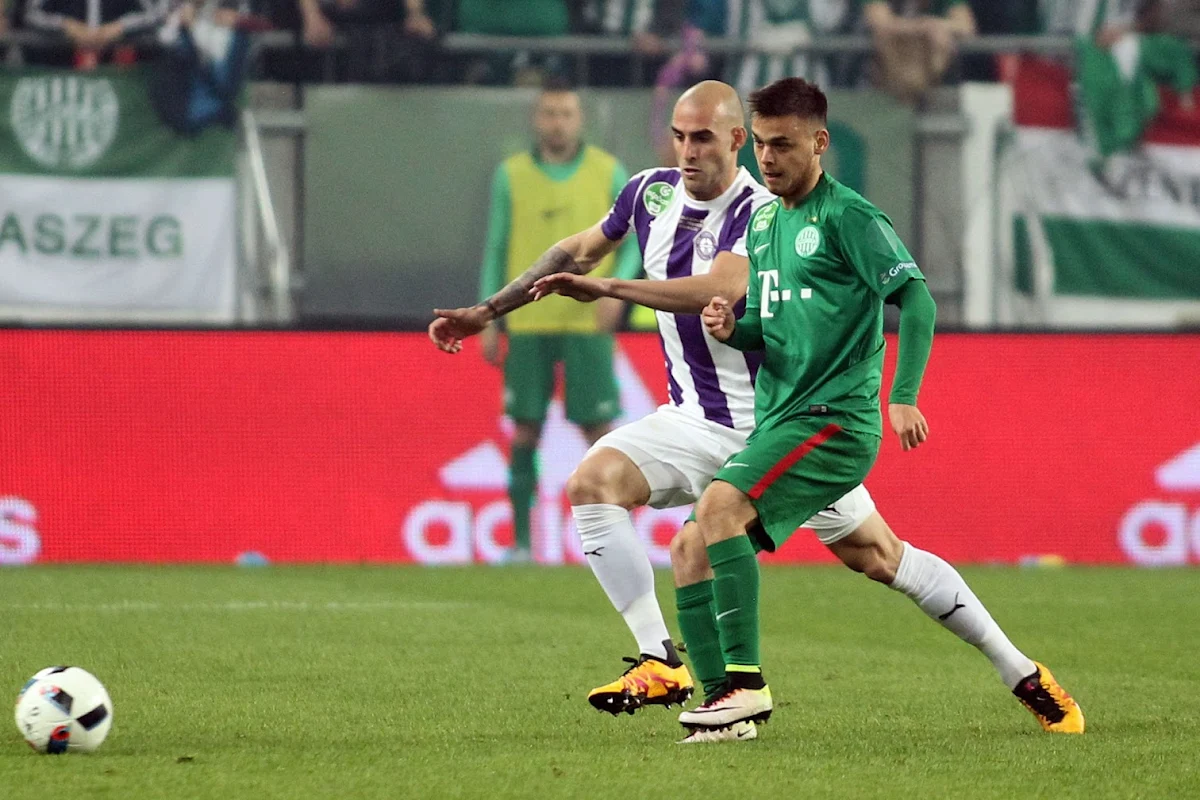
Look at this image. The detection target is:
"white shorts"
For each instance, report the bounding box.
[589,405,876,545]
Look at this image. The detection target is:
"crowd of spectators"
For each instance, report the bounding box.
[0,0,1197,106]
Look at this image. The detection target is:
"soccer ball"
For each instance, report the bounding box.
[14,666,113,754]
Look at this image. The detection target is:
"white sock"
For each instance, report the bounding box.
[573,503,672,661]
[890,542,1036,688]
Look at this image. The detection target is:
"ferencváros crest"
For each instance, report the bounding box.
[10,75,119,169]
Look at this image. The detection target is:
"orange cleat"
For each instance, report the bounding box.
[1013,661,1085,734]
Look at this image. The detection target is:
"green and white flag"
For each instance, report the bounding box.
[996,59,1200,327]
[0,67,237,321]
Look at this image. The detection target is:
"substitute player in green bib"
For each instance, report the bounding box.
[674,77,1085,740]
[474,78,642,562]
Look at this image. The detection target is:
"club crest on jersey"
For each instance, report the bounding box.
[642,182,675,216]
[694,231,717,260]
[795,226,821,257]
[752,203,777,231]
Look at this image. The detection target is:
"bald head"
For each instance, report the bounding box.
[674,80,745,130]
[670,81,747,201]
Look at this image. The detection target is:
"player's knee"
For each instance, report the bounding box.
[565,466,607,506]
[694,482,749,542]
[565,452,638,508]
[669,525,708,576]
[693,490,721,533]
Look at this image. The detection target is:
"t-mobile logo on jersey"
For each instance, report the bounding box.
[759,270,813,318]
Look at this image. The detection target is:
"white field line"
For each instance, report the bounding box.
[0,600,470,613]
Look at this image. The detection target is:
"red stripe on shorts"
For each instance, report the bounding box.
[747,423,843,500]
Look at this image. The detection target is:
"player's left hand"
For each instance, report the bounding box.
[888,403,928,451]
[702,297,736,342]
[531,273,612,303]
[428,305,492,353]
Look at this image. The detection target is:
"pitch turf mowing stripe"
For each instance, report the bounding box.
[0,599,470,613]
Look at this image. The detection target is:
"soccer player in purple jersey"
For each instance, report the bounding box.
[433,81,777,714]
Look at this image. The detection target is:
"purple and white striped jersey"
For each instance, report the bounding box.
[600,166,774,433]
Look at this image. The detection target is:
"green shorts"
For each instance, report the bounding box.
[504,333,621,426]
[712,417,880,552]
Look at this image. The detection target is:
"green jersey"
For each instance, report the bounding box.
[728,173,925,437]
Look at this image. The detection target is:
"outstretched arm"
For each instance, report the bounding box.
[481,226,617,319]
[533,251,748,314]
[429,223,621,353]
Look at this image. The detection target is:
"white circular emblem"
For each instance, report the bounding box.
[694,231,717,260]
[795,225,821,257]
[11,76,119,169]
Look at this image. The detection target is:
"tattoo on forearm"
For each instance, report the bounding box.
[484,246,584,317]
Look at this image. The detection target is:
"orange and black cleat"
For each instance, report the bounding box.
[588,656,694,716]
[1013,661,1085,734]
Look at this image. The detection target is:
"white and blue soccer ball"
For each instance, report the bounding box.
[14,666,113,754]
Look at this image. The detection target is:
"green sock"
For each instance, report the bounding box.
[707,536,761,669]
[508,444,537,550]
[675,581,726,700]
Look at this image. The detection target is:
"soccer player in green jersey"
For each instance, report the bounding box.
[672,77,1085,741]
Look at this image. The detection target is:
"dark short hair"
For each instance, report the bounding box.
[748,78,828,123]
[541,75,576,94]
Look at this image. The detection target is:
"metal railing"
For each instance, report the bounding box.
[1,30,1082,84]
[0,30,1078,52]
[239,108,294,323]
[437,32,1078,56]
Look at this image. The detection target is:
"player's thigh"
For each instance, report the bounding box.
[562,334,620,426]
[504,334,558,423]
[589,406,747,510]
[712,418,879,553]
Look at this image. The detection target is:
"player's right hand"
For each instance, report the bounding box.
[428,305,491,354]
[702,296,735,342]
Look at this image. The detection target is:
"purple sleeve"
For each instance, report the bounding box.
[600,176,642,241]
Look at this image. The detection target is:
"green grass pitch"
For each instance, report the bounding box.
[2,565,1198,799]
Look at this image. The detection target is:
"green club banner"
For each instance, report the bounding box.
[0,67,237,321]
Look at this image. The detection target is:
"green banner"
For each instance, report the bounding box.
[0,67,235,179]
[0,66,238,321]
